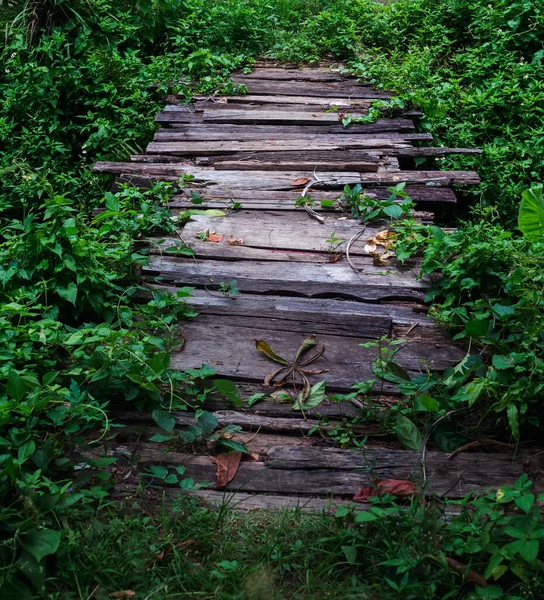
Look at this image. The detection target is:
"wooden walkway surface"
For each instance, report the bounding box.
[93,64,543,510]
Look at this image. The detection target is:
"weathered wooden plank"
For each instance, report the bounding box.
[230,78,391,99]
[155,111,203,123]
[196,149,481,170]
[166,186,457,207]
[201,109,366,125]
[146,256,428,303]
[146,139,412,155]
[201,94,371,106]
[94,164,361,190]
[194,101,370,113]
[231,68,350,82]
[148,286,433,327]
[92,443,542,496]
[167,322,465,391]
[178,211,398,257]
[160,121,418,137]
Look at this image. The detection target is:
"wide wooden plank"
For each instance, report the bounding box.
[146,139,413,155]
[160,121,418,137]
[205,94,371,106]
[178,211,400,257]
[92,443,541,497]
[146,256,428,303]
[167,321,465,391]
[230,78,391,99]
[201,109,367,125]
[194,101,371,113]
[166,186,457,207]
[231,68,349,82]
[165,287,434,327]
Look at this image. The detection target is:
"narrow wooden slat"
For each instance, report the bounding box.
[201,109,365,125]
[194,101,370,113]
[201,94,371,106]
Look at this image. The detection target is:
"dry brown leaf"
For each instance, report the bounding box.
[228,236,244,246]
[207,232,223,243]
[353,479,417,502]
[213,452,242,488]
[363,243,377,254]
[248,452,260,461]
[443,557,487,587]
[291,177,311,186]
[110,592,136,599]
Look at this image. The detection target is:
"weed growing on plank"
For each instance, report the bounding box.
[338,183,415,223]
[325,231,346,256]
[219,280,241,298]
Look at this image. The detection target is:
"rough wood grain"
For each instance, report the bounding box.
[167,321,465,391]
[148,285,433,327]
[203,94,371,106]
[230,68,350,82]
[146,138,412,155]
[87,443,543,496]
[166,186,457,207]
[159,121,418,137]
[194,101,371,113]
[230,78,392,99]
[146,255,429,302]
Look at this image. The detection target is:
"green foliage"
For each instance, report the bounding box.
[338,183,415,222]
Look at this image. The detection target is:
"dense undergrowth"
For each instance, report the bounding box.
[1,0,543,598]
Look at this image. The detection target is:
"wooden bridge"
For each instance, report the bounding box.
[92,64,543,510]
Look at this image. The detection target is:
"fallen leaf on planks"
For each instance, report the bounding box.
[292,177,311,186]
[207,232,223,243]
[213,452,242,488]
[353,479,417,502]
[110,592,136,599]
[228,236,244,246]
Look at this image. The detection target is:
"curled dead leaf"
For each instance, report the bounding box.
[207,232,223,243]
[292,177,311,187]
[353,479,417,502]
[443,557,487,587]
[363,243,377,254]
[228,236,244,246]
[248,452,260,462]
[213,452,242,488]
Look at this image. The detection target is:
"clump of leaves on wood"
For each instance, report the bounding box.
[254,335,328,407]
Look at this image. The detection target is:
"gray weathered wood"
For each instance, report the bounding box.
[201,94,371,106]
[147,285,433,327]
[166,321,465,391]
[159,121,418,137]
[230,68,350,82]
[201,109,368,125]
[230,78,392,99]
[166,186,457,207]
[194,101,370,113]
[90,443,543,496]
[146,139,411,156]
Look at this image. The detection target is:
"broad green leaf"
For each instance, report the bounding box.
[247,393,266,407]
[342,545,358,564]
[254,340,289,365]
[213,379,241,405]
[514,493,534,514]
[518,184,544,238]
[295,335,317,362]
[465,319,490,337]
[56,282,78,305]
[452,380,484,408]
[294,379,327,410]
[519,539,539,563]
[432,423,470,453]
[149,465,168,479]
[7,369,26,401]
[354,511,379,523]
[395,414,422,451]
[19,528,61,563]
[383,204,403,219]
[149,433,175,443]
[492,355,513,370]
[216,439,248,453]
[152,410,176,433]
[414,394,439,412]
[507,404,519,439]
[492,303,515,319]
[18,440,36,463]
[197,411,218,434]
